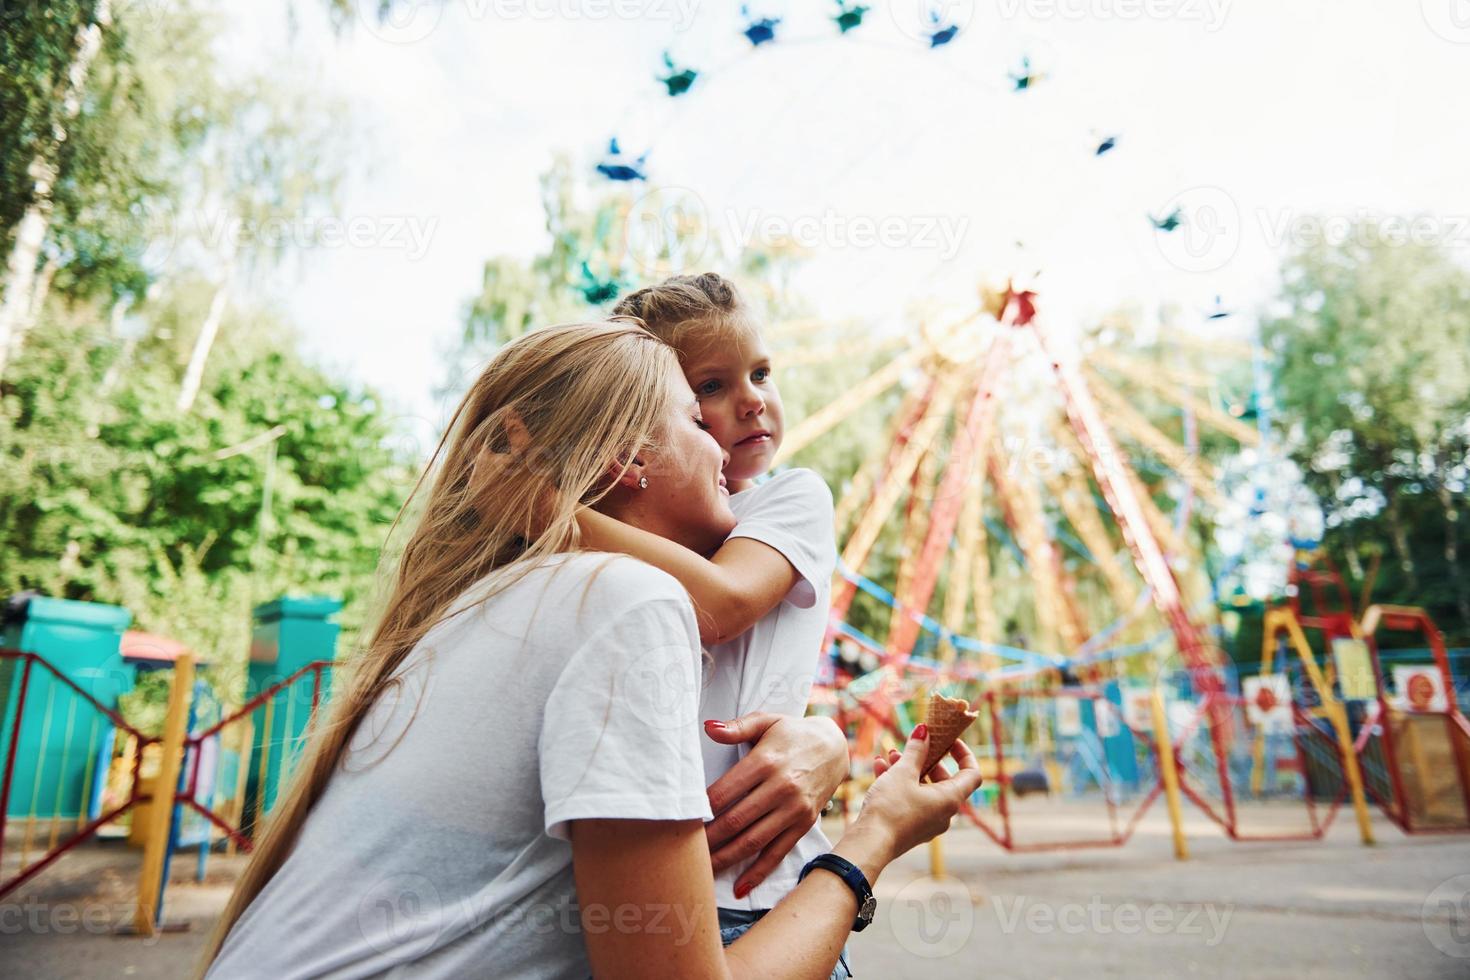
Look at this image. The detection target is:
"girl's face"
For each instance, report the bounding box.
[680,323,784,486]
[632,375,737,555]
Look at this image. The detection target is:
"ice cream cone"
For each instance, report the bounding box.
[922,693,979,775]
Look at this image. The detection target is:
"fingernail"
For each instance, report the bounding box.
[734,882,752,898]
[704,720,725,730]
[913,723,927,740]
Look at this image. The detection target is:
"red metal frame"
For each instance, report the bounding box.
[1170,697,1345,842]
[962,687,1168,852]
[175,660,335,851]
[0,648,335,898]
[1356,605,1470,833]
[1,648,157,900]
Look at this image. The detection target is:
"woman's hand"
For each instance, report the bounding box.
[703,713,850,897]
[847,723,983,863]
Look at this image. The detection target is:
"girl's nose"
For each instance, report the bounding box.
[739,390,765,418]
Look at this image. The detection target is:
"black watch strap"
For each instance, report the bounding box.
[799,853,876,932]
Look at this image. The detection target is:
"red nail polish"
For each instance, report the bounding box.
[913,724,928,740]
[705,720,725,730]
[734,882,751,899]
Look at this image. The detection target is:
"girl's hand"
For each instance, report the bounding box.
[850,724,983,862]
[702,713,849,896]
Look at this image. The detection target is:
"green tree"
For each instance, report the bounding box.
[0,0,217,375]
[1262,228,1470,641]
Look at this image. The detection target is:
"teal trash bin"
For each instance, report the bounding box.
[243,596,341,827]
[1,595,134,820]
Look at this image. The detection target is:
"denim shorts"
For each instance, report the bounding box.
[717,907,854,979]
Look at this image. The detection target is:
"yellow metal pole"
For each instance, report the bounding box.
[928,836,947,879]
[134,652,195,937]
[1266,609,1375,845]
[1150,685,1189,860]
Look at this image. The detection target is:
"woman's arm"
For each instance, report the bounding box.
[578,508,798,645]
[569,726,983,980]
[570,818,890,980]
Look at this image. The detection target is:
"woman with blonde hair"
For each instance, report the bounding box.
[202,320,981,979]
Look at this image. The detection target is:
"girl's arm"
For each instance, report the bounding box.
[578,509,799,645]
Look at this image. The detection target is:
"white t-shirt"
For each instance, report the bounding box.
[208,554,712,980]
[699,468,838,911]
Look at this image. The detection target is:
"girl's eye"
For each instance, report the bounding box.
[697,380,721,396]
[753,367,770,383]
[694,418,711,431]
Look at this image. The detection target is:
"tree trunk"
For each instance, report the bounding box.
[3,254,61,368]
[1384,488,1419,594]
[177,279,230,412]
[1435,453,1470,628]
[0,0,112,379]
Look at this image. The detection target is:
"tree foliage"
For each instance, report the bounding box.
[1263,230,1470,641]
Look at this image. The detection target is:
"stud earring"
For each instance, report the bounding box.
[638,477,648,489]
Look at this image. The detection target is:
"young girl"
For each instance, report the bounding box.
[579,275,847,959]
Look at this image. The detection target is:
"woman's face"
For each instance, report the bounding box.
[635,376,738,555]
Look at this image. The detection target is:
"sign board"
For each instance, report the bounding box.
[1121,686,1154,732]
[1331,638,1378,700]
[1392,666,1448,712]
[1243,674,1293,733]
[1055,697,1083,737]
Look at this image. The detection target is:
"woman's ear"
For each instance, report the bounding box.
[502,408,532,454]
[605,454,647,491]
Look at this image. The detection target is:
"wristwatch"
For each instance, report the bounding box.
[799,853,876,932]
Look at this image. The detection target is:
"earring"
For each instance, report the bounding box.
[638,476,648,489]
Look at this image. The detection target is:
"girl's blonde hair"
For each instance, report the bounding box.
[200,320,682,972]
[611,272,755,357]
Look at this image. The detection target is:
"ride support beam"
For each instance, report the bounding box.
[883,334,1013,661]
[1260,608,1375,844]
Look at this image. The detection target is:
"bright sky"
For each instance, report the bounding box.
[224,0,1470,429]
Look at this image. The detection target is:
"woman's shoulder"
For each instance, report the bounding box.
[446,553,692,633]
[555,552,692,610]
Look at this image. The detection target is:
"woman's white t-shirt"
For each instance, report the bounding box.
[208,554,712,980]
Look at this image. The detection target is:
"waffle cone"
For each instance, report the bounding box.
[922,693,979,775]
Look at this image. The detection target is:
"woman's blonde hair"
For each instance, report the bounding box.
[200,320,682,971]
[611,271,755,357]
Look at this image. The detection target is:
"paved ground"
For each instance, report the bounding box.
[3,802,1468,978]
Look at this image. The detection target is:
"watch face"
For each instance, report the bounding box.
[860,895,877,922]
